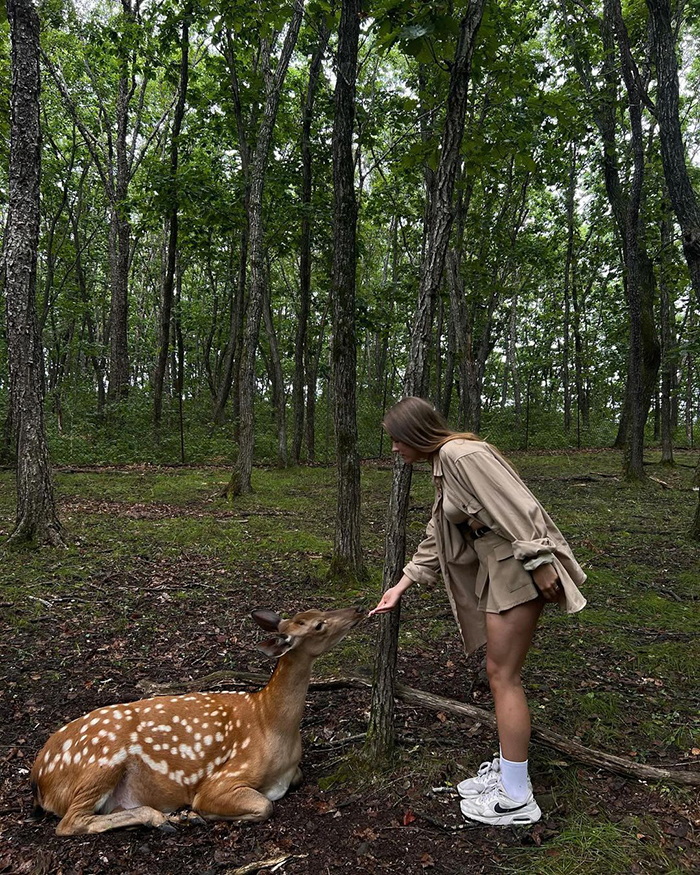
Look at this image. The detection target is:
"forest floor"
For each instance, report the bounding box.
[0,449,698,874]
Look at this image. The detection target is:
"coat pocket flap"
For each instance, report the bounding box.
[493,542,515,561]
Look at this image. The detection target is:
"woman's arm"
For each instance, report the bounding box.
[370,516,442,616]
[369,574,413,615]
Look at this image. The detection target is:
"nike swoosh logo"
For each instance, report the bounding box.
[494,802,529,814]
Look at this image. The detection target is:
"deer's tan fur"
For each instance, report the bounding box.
[31,606,363,835]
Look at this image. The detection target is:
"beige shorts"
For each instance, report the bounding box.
[472,530,540,613]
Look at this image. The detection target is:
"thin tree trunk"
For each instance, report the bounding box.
[607,0,650,480]
[367,0,487,762]
[107,5,136,401]
[441,315,455,419]
[659,212,675,464]
[507,291,522,423]
[293,25,329,464]
[5,0,62,547]
[563,147,576,433]
[154,14,189,425]
[223,3,304,497]
[262,266,288,468]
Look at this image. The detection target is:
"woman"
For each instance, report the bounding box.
[370,397,586,826]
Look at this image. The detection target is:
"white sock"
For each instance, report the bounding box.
[499,750,530,802]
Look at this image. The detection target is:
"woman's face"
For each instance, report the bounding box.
[392,439,425,465]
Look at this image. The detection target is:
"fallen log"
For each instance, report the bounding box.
[137,671,700,787]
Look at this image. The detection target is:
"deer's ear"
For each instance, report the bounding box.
[251,609,282,632]
[256,635,295,659]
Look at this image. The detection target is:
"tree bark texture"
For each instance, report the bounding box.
[647,0,700,303]
[224,2,304,497]
[262,273,288,468]
[368,0,487,762]
[562,0,659,460]
[563,148,575,433]
[154,14,189,426]
[659,213,675,464]
[608,0,653,480]
[404,1,486,398]
[107,3,137,400]
[330,0,363,577]
[646,0,700,530]
[292,25,329,464]
[4,0,63,547]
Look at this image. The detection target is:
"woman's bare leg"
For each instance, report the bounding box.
[485,598,543,761]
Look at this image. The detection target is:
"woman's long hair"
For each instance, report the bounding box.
[382,397,482,456]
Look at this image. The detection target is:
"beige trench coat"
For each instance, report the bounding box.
[403,439,587,654]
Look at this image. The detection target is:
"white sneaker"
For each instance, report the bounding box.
[459,778,541,826]
[456,755,500,798]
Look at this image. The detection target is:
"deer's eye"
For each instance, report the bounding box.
[315,622,323,631]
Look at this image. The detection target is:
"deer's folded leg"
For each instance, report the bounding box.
[193,779,274,823]
[57,804,171,835]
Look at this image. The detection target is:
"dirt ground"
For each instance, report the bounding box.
[0,456,698,874]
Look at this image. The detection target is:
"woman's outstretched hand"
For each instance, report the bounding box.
[369,584,404,616]
[531,562,561,602]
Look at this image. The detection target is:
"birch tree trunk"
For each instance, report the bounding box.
[366,0,487,761]
[5,0,63,547]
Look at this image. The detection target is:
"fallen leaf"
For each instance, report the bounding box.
[420,853,435,868]
[403,809,416,826]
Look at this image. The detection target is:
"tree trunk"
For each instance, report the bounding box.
[646,0,700,532]
[305,300,329,464]
[4,0,62,547]
[659,213,675,464]
[292,25,330,464]
[563,147,576,433]
[507,291,522,423]
[441,315,455,419]
[106,8,136,401]
[367,0,487,762]
[329,0,363,577]
[262,268,288,468]
[223,3,305,497]
[154,14,189,426]
[607,0,653,480]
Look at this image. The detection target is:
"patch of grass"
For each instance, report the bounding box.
[578,691,620,721]
[503,815,676,874]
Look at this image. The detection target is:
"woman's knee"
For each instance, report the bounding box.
[486,655,521,689]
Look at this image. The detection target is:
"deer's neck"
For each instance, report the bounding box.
[255,652,314,732]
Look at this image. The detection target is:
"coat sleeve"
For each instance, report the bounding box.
[449,450,556,563]
[403,517,442,585]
